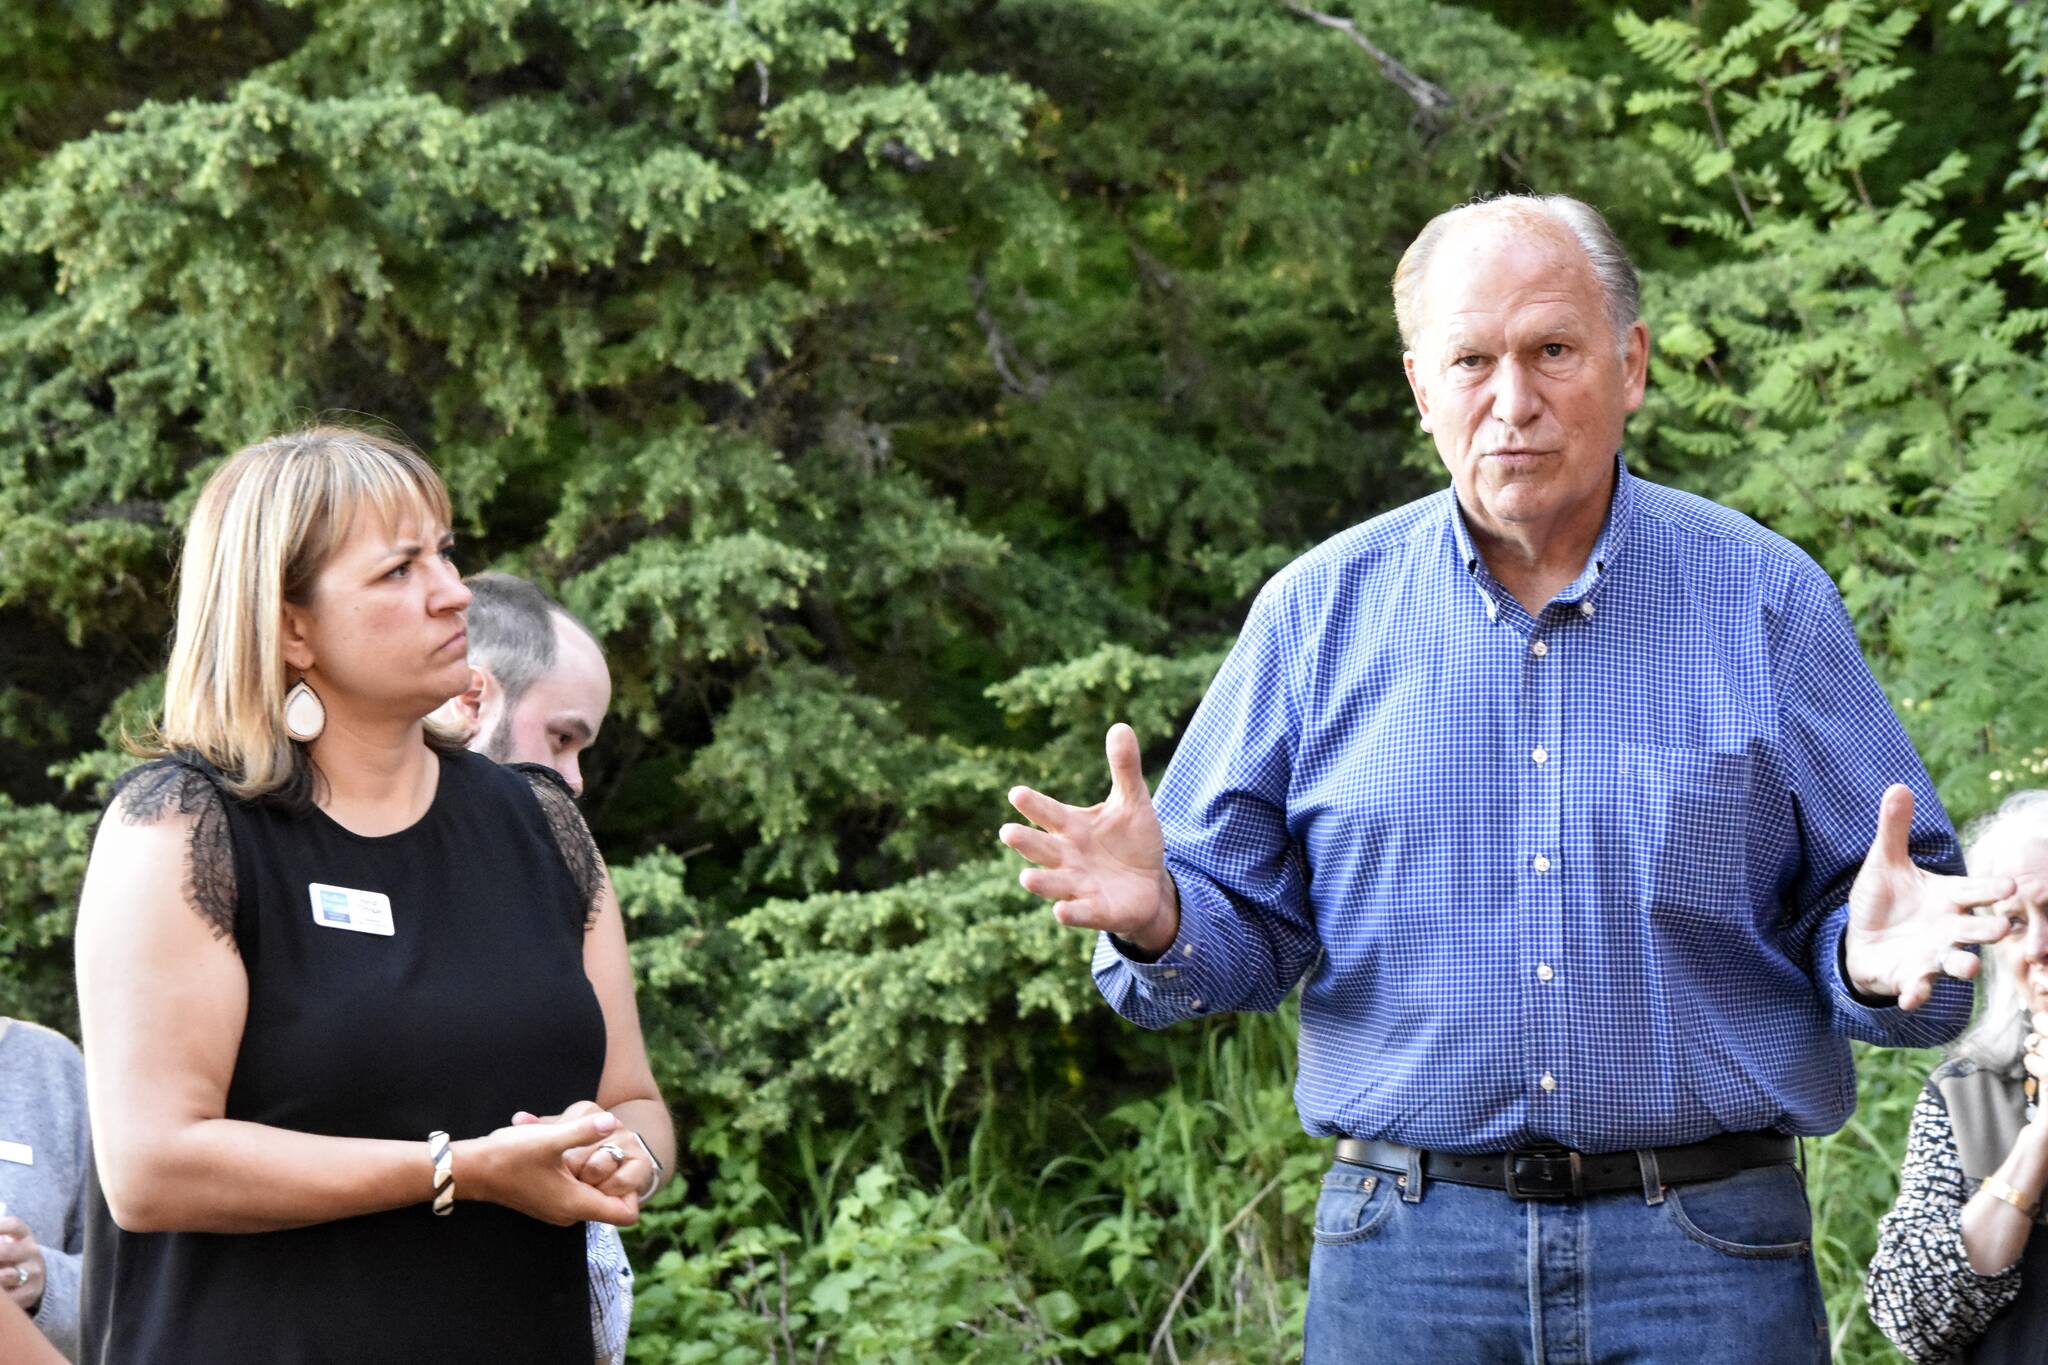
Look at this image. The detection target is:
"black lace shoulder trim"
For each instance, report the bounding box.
[106,757,239,948]
[509,763,607,929]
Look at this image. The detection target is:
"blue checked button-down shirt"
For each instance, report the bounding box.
[1094,461,1970,1154]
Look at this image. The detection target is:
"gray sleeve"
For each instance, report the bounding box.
[31,1245,80,1361]
[0,1022,90,1362]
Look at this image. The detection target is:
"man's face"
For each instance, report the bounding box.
[474,613,611,796]
[1402,221,1648,554]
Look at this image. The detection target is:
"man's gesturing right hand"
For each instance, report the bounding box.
[1000,722,1180,955]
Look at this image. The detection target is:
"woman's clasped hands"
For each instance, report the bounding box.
[458,1102,644,1227]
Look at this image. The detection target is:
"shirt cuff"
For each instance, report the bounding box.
[1093,873,1226,1018]
[1822,901,1973,1048]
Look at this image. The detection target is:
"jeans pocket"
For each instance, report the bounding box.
[1663,1164,1812,1260]
[1312,1165,1395,1246]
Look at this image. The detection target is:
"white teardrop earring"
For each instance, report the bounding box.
[283,679,327,742]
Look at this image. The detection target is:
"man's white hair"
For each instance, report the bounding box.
[1392,194,1642,352]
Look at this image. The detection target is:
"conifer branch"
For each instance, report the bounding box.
[1280,2,1453,131]
[970,268,1050,400]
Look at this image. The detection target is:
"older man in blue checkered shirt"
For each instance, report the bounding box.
[1001,194,2022,1361]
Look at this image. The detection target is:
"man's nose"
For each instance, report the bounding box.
[1490,357,1543,429]
[558,756,584,799]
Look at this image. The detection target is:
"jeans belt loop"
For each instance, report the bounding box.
[1636,1148,1665,1206]
[1401,1144,1424,1203]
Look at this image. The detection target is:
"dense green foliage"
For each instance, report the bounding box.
[3,0,2044,1359]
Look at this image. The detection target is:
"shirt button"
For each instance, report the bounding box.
[1531,746,1548,766]
[1191,997,1205,1012]
[1540,1071,1557,1092]
[1537,963,1554,982]
[1532,854,1551,873]
[1161,968,1179,979]
[1530,640,1549,658]
[1579,601,1595,618]
[1485,598,1499,622]
[1181,943,1195,958]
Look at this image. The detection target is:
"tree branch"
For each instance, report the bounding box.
[969,268,1050,400]
[1280,2,1453,132]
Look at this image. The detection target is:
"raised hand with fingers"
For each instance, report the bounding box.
[1000,723,1181,955]
[1844,784,2017,1010]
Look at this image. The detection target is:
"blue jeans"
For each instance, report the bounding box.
[1304,1159,1829,1364]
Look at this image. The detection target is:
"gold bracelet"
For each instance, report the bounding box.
[1980,1176,2038,1218]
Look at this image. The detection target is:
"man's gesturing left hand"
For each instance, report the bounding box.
[1844,784,2015,1009]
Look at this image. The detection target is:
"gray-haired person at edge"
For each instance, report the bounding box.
[436,570,634,1365]
[1001,194,2026,1362]
[1868,791,2048,1363]
[73,426,675,1364]
[0,1016,88,1360]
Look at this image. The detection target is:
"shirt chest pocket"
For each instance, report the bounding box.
[1617,743,1753,919]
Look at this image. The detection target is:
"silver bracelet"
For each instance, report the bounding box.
[627,1130,663,1201]
[428,1130,454,1216]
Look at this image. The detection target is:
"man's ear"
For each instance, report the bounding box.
[431,666,492,746]
[446,667,493,740]
[1403,351,1434,434]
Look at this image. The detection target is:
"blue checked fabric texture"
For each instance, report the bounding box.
[1093,459,1972,1154]
[587,1219,633,1365]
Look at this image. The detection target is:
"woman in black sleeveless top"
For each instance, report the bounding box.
[73,428,675,1364]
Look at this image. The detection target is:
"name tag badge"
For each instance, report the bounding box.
[0,1140,31,1166]
[308,883,395,937]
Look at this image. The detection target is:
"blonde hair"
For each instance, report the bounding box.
[143,425,459,805]
[1953,789,2048,1070]
[1391,194,1641,352]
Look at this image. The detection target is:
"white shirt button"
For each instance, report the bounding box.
[1190,997,1205,1011]
[1540,1071,1557,1092]
[1181,943,1195,958]
[1530,639,1549,657]
[1532,854,1551,873]
[1531,746,1548,766]
[1579,601,1595,618]
[1485,598,1499,622]
[1161,968,1179,979]
[1537,963,1554,982]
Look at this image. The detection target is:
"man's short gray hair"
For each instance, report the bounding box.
[1392,194,1642,352]
[463,572,600,708]
[1952,788,2048,1070]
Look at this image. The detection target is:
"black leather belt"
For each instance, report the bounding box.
[1334,1132,1796,1200]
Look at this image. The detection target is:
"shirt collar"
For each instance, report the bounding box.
[1448,452,1637,611]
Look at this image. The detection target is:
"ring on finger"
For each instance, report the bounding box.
[595,1141,627,1164]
